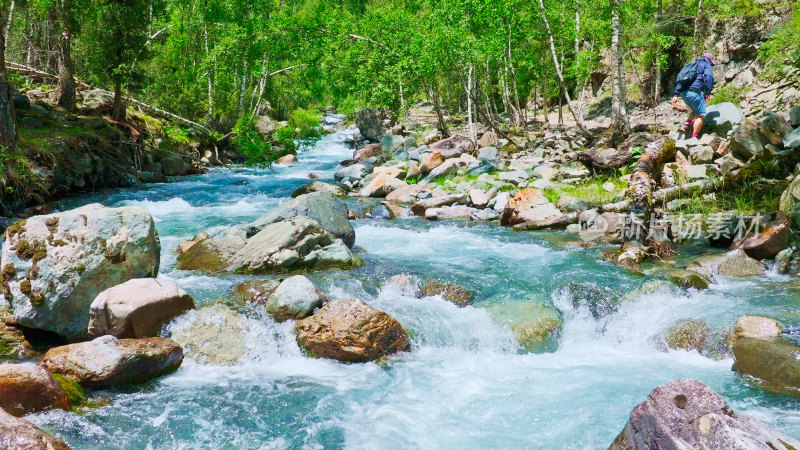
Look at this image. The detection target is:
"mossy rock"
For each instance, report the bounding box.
[229,279,280,307]
[485,302,562,353]
[564,281,621,319]
[664,319,710,351]
[421,280,473,307]
[733,337,800,397]
[668,270,710,290]
[52,373,88,409]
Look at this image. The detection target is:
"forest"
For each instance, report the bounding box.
[2,0,795,146]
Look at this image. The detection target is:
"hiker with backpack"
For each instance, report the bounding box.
[671,53,716,138]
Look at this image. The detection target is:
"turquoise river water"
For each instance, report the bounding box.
[23,126,800,449]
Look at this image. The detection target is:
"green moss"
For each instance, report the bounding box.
[32,250,47,262]
[3,219,26,239]
[19,279,31,295]
[1,264,15,283]
[75,263,86,274]
[52,374,88,409]
[15,240,32,259]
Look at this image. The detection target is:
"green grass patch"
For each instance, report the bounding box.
[708,85,748,106]
[545,172,628,205]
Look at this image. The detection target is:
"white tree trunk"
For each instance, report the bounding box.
[611,0,630,134]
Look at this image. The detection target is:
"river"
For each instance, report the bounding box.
[26,125,800,449]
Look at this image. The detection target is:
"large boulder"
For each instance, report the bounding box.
[264,275,325,322]
[0,306,35,359]
[160,154,191,176]
[87,278,196,339]
[355,108,394,141]
[731,213,790,260]
[729,118,768,161]
[254,115,277,136]
[758,112,793,146]
[733,337,800,397]
[1,204,160,341]
[419,151,445,173]
[610,379,800,449]
[715,249,766,277]
[40,335,183,387]
[245,192,355,248]
[500,188,564,227]
[732,315,781,342]
[230,216,362,274]
[0,408,70,450]
[170,303,246,365]
[701,102,744,135]
[0,363,70,416]
[294,299,409,362]
[385,184,426,203]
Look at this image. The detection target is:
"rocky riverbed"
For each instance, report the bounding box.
[2,122,800,448]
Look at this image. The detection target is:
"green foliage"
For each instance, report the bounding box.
[165,126,192,145]
[759,10,800,81]
[232,115,285,166]
[287,108,322,140]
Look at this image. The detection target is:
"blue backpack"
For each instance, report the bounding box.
[676,60,699,88]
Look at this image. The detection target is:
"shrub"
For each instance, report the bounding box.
[232,115,287,166]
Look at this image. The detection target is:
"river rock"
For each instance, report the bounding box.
[176,234,246,272]
[353,143,383,162]
[40,335,183,387]
[468,189,489,209]
[0,363,70,416]
[264,275,326,322]
[732,337,800,397]
[385,184,426,203]
[0,408,70,450]
[360,169,407,198]
[410,193,466,216]
[790,106,800,128]
[334,163,370,183]
[668,269,710,290]
[610,379,800,449]
[556,195,593,212]
[87,278,196,339]
[275,154,297,164]
[170,303,246,365]
[730,118,768,160]
[380,134,405,154]
[486,302,562,353]
[294,299,409,362]
[245,191,355,248]
[230,279,280,306]
[419,151,444,173]
[160,154,190,176]
[715,249,766,277]
[663,319,711,352]
[291,181,346,198]
[420,280,473,307]
[702,102,744,135]
[563,281,621,319]
[500,188,563,227]
[230,216,362,273]
[732,316,781,342]
[0,306,35,359]
[1,204,160,341]
[731,214,790,260]
[430,134,475,158]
